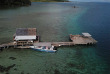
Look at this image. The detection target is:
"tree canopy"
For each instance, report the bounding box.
[30,0,69,2]
[0,0,69,7]
[0,0,31,6]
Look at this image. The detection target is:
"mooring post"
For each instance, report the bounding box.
[7,46,9,48]
[0,48,3,51]
[4,46,5,49]
[14,45,17,48]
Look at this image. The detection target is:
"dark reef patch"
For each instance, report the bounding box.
[9,57,16,60]
[21,71,24,74]
[54,69,60,74]
[67,62,76,67]
[0,64,16,73]
[14,68,17,71]
[76,64,85,70]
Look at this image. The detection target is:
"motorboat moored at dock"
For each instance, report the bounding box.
[30,46,56,53]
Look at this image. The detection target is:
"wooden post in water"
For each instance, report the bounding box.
[4,46,5,49]
[0,48,3,51]
[7,46,9,49]
[14,44,17,48]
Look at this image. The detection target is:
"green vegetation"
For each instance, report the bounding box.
[30,0,69,2]
[0,0,31,7]
[0,0,69,7]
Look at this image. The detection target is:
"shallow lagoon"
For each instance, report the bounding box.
[0,2,110,74]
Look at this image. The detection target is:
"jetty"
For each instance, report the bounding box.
[0,28,97,50]
[34,42,75,47]
[70,33,97,45]
[0,42,17,50]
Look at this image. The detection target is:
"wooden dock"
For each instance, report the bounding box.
[70,34,97,45]
[0,42,17,50]
[15,46,30,49]
[51,42,74,47]
[11,42,74,49]
[33,42,74,47]
[0,33,97,50]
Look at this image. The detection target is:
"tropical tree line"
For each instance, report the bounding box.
[0,0,69,7]
[0,0,31,6]
[30,0,69,2]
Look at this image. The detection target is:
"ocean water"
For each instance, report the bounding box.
[0,2,110,74]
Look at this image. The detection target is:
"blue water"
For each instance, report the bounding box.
[79,2,110,65]
[0,2,110,74]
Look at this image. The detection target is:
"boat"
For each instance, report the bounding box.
[30,46,56,53]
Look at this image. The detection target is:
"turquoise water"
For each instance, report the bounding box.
[0,2,110,74]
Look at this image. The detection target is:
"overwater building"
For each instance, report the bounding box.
[13,28,38,45]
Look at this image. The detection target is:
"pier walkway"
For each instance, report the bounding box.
[0,42,16,49]
[0,42,74,49]
[0,33,97,50]
[51,42,74,46]
[34,42,74,47]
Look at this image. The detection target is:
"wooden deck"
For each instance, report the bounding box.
[34,42,74,47]
[51,42,74,47]
[16,46,30,49]
[0,33,97,50]
[70,34,97,45]
[0,42,17,49]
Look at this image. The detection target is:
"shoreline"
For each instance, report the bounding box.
[30,0,69,2]
[31,1,70,2]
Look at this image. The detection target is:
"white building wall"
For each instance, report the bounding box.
[15,36,36,40]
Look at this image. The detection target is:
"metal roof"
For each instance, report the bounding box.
[82,33,91,37]
[16,28,36,36]
[15,36,36,40]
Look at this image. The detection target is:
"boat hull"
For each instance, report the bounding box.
[32,48,56,53]
[30,46,56,53]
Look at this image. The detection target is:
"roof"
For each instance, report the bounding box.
[15,36,36,40]
[16,28,36,36]
[82,33,91,37]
